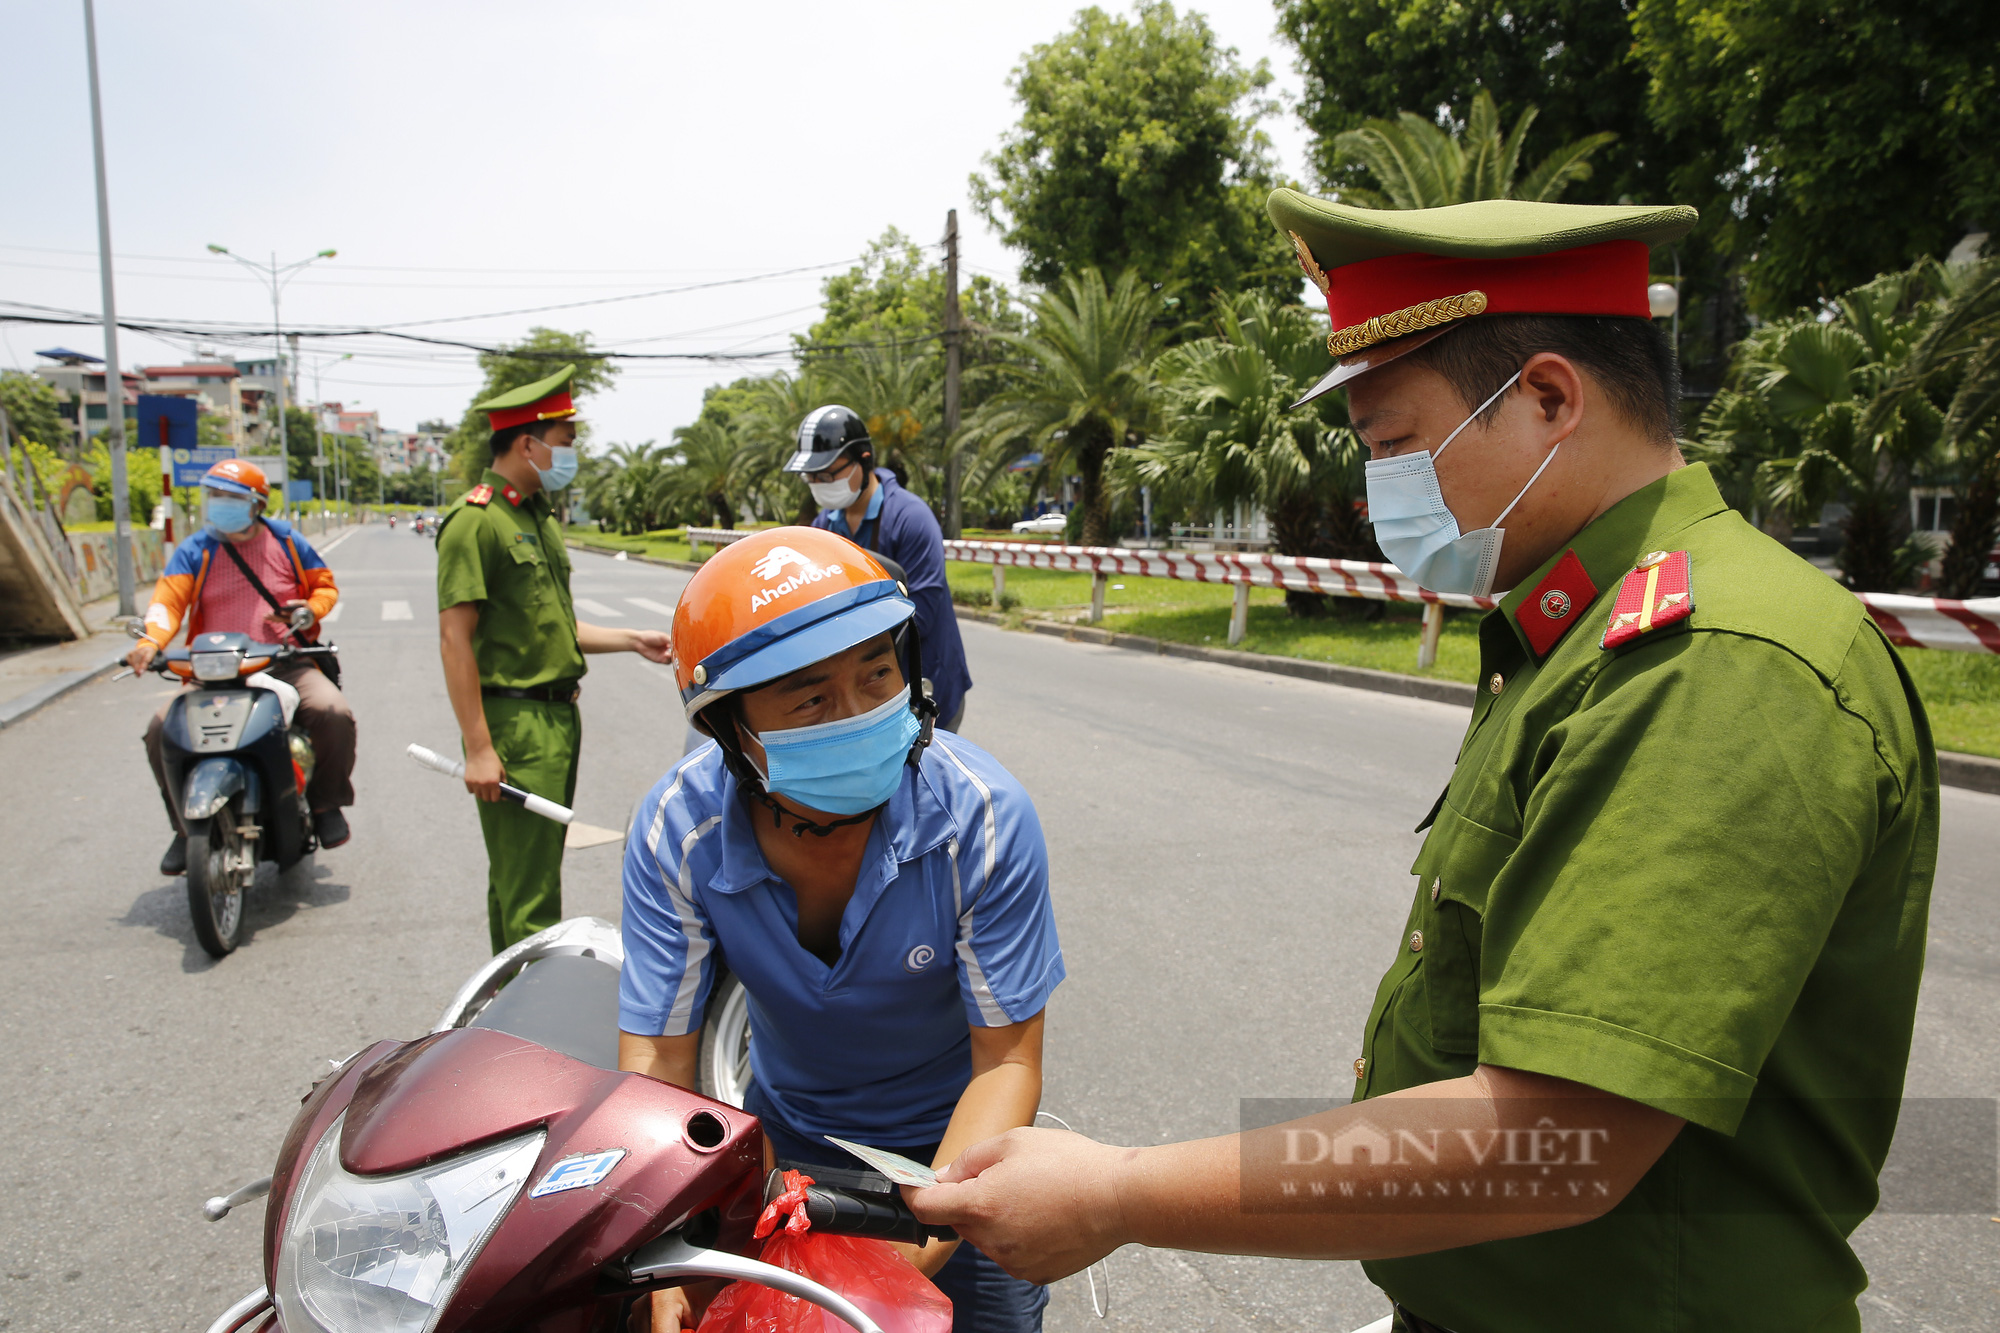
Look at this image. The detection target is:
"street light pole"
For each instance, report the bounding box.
[205,243,334,514]
[82,0,135,616]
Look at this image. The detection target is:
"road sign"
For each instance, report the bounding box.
[169,446,237,487]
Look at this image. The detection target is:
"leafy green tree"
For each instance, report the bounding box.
[445,327,617,482]
[1276,0,1668,206]
[1692,264,1946,591]
[802,230,1018,353]
[0,370,75,455]
[972,3,1295,321]
[964,268,1162,546]
[1632,0,2000,314]
[1332,89,1615,210]
[1132,291,1371,613]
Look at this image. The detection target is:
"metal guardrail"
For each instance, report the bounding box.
[686,527,753,556]
[944,540,1491,666]
[945,539,2000,663]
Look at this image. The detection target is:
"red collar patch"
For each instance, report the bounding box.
[1515,548,1597,658]
[465,484,493,507]
[1602,550,1694,650]
[501,484,523,507]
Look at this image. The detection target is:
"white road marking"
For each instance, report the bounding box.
[574,598,622,617]
[317,527,361,556]
[625,597,677,617]
[382,600,413,621]
[322,602,344,624]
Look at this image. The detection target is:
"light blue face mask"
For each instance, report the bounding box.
[535,444,579,491]
[207,495,256,534]
[750,686,921,816]
[1362,371,1561,596]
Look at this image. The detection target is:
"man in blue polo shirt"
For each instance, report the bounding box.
[787,405,973,732]
[619,526,1062,1333]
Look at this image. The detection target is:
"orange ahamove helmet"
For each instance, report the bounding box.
[201,458,270,499]
[672,526,934,744]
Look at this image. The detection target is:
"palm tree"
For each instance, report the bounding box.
[1875,256,2000,596]
[668,418,750,530]
[1333,89,1616,210]
[1691,263,1946,592]
[818,341,944,507]
[1131,291,1371,615]
[584,440,672,534]
[733,370,827,524]
[963,268,1162,546]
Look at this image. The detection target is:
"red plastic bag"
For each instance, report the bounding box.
[696,1171,953,1333]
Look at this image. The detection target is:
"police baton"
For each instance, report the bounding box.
[406,742,574,825]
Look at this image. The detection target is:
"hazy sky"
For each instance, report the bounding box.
[3,0,1315,447]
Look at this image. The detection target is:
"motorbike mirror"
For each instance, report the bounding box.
[122,618,148,640]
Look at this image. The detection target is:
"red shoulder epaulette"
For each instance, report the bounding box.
[1602,550,1694,650]
[465,484,493,507]
[500,484,523,507]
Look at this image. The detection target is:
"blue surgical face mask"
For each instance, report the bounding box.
[1362,371,1560,597]
[750,686,921,815]
[536,444,579,491]
[207,495,256,534]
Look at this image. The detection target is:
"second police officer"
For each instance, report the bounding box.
[786,405,973,732]
[435,364,672,953]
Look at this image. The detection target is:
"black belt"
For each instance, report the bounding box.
[482,681,581,704]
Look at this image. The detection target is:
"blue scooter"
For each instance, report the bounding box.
[140,630,339,956]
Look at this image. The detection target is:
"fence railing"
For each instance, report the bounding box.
[686,527,754,557]
[943,540,2000,667]
[944,540,1495,667]
[1857,593,2000,654]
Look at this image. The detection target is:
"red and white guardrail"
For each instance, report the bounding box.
[944,540,1494,665]
[666,532,2000,660]
[1857,594,2000,654]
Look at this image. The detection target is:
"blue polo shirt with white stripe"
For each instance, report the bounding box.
[618,731,1065,1145]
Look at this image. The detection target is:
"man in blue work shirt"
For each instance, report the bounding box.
[619,526,1063,1333]
[787,404,973,731]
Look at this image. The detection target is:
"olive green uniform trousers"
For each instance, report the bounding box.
[475,696,580,952]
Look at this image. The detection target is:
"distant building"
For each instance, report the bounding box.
[137,362,246,448]
[32,347,140,452]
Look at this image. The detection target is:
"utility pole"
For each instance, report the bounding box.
[941,209,964,540]
[82,0,135,615]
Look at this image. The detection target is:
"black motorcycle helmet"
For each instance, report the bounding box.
[784,404,872,475]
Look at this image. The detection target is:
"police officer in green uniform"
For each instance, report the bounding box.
[436,364,671,952]
[908,198,1939,1333]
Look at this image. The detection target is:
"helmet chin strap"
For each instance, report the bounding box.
[752,789,882,839]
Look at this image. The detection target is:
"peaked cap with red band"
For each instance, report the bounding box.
[1265,192,1698,404]
[477,362,579,432]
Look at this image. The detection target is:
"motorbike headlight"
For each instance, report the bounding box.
[191,650,243,681]
[272,1112,545,1333]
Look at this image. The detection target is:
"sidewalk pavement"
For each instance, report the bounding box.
[0,594,130,730]
[0,521,365,732]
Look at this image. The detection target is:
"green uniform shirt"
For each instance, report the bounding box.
[435,469,587,689]
[1358,465,1937,1333]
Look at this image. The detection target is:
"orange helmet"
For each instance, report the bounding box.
[673,526,918,728]
[202,458,270,499]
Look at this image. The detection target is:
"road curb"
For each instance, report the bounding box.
[1938,750,2000,795]
[0,656,122,732]
[566,540,701,573]
[955,606,2000,792]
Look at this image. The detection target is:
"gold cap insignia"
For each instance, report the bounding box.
[1289,232,1330,295]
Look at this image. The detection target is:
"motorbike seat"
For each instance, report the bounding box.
[467,954,621,1071]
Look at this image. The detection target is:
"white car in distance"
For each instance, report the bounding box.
[1011,513,1069,535]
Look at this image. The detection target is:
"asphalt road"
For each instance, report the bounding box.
[0,521,1993,1333]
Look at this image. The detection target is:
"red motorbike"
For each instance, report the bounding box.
[203,918,951,1333]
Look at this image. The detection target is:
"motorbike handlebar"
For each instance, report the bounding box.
[765,1167,957,1245]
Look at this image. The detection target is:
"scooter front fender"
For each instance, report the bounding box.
[183,758,246,822]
